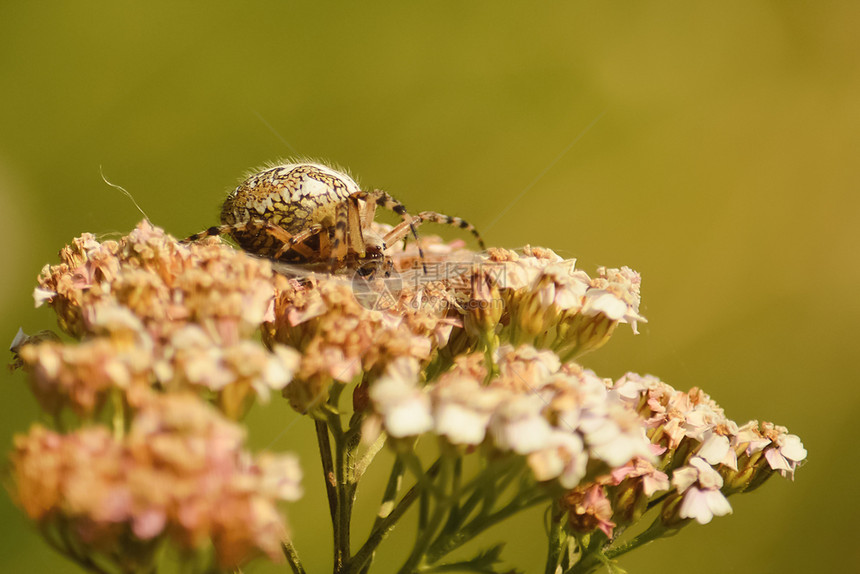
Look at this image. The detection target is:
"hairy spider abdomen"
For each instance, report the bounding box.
[220,163,359,259]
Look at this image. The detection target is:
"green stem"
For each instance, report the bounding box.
[43,522,114,574]
[326,410,353,574]
[454,456,522,523]
[481,333,498,383]
[442,457,463,529]
[315,420,338,528]
[545,500,565,574]
[425,490,550,564]
[356,457,405,574]
[564,533,607,574]
[397,458,453,573]
[351,459,442,574]
[370,457,405,534]
[401,449,445,498]
[423,353,451,383]
[604,519,672,560]
[645,491,670,511]
[282,539,306,574]
[398,502,447,574]
[354,430,387,482]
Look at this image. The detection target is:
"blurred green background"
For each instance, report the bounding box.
[1,1,856,572]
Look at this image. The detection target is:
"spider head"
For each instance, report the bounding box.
[346,230,392,279]
[354,243,393,278]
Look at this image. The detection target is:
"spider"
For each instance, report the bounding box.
[185,162,485,275]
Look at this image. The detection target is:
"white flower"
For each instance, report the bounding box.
[33,287,56,307]
[682,404,724,442]
[495,344,561,390]
[580,406,653,467]
[255,345,300,401]
[697,432,737,471]
[734,421,773,455]
[432,377,505,445]
[88,304,146,334]
[489,394,553,454]
[764,433,807,479]
[582,289,628,321]
[369,368,433,438]
[611,373,649,405]
[582,267,647,333]
[672,457,732,524]
[527,430,587,488]
[678,487,733,525]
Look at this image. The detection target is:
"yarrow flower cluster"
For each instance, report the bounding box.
[9,223,302,572]
[7,220,806,574]
[11,392,302,569]
[19,224,299,418]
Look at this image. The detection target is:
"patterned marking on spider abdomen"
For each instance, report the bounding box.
[220,163,360,257]
[224,164,357,232]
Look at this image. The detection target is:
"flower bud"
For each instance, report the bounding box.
[561,484,616,539]
[464,268,503,341]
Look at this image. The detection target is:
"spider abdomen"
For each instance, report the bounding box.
[220,163,359,258]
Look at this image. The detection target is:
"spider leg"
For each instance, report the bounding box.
[318,227,332,261]
[360,193,377,228]
[329,201,350,271]
[184,222,249,243]
[347,195,367,255]
[273,223,324,259]
[185,220,316,259]
[349,190,427,272]
[382,211,486,250]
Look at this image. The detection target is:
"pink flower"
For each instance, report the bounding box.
[563,484,616,538]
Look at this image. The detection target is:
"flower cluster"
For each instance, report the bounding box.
[18,222,299,417]
[9,222,303,571]
[35,223,276,343]
[613,373,806,521]
[265,231,646,413]
[549,373,809,548]
[484,246,645,359]
[263,276,442,410]
[10,392,302,569]
[367,346,654,492]
[7,220,806,574]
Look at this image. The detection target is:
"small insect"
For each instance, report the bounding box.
[185,162,485,274]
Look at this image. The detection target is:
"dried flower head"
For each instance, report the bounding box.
[35,221,277,344]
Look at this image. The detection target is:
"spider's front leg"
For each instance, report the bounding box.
[382,211,486,250]
[347,195,368,256]
[349,190,427,272]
